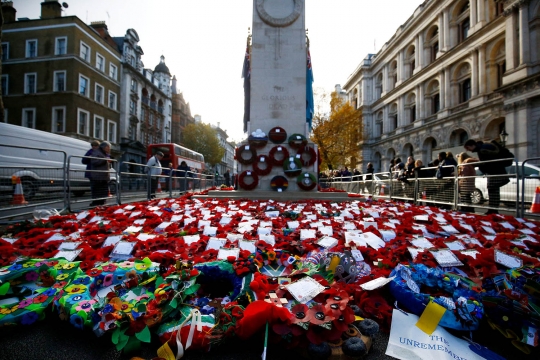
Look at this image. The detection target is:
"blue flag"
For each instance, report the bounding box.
[306,48,314,131]
[242,46,251,133]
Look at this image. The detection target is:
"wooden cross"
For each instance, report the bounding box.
[265,291,287,307]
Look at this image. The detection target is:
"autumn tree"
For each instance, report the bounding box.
[181,122,225,167]
[311,91,362,171]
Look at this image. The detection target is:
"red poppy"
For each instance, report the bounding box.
[86,268,102,277]
[33,294,49,303]
[290,303,312,325]
[331,305,355,333]
[307,304,333,326]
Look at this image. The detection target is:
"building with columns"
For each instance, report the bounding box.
[341,0,539,172]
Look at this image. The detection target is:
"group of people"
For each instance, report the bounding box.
[386,138,510,214]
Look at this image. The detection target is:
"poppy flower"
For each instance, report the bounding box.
[70,313,84,329]
[290,303,312,325]
[86,268,102,277]
[331,305,355,333]
[56,273,69,281]
[75,300,96,312]
[307,304,334,326]
[325,290,350,311]
[25,271,39,281]
[21,311,39,325]
[33,294,49,304]
[65,294,86,305]
[72,276,91,285]
[102,264,117,272]
[18,298,34,309]
[64,284,87,295]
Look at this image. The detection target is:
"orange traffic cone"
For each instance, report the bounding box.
[422,191,427,200]
[530,186,540,213]
[11,176,28,205]
[157,181,162,193]
[380,185,385,195]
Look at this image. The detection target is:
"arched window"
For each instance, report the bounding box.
[389,103,398,131]
[405,45,416,79]
[406,93,416,123]
[375,111,383,137]
[425,25,439,65]
[375,73,383,99]
[426,79,440,115]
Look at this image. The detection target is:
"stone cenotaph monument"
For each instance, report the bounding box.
[234,0,319,195]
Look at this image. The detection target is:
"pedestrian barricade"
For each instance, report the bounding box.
[0,144,68,221]
[519,158,540,218]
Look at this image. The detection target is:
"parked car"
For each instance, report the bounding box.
[470,162,540,204]
[360,173,391,195]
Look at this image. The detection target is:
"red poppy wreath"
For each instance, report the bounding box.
[283,156,303,177]
[268,146,290,166]
[296,146,317,167]
[253,155,273,176]
[235,145,257,165]
[268,127,287,144]
[238,170,259,190]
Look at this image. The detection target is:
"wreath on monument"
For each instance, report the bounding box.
[253,155,273,176]
[288,134,308,149]
[247,129,269,148]
[389,263,484,331]
[283,156,303,177]
[235,145,257,165]
[296,172,317,191]
[296,146,317,167]
[238,170,259,191]
[268,146,290,166]
[270,176,288,192]
[268,127,288,144]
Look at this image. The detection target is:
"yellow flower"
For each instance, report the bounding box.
[135,263,149,271]
[62,263,77,270]
[56,273,70,281]
[22,262,35,268]
[64,284,87,294]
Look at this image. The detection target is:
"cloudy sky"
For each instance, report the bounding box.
[13,0,423,142]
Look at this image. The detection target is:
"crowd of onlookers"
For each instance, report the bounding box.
[318,149,486,212]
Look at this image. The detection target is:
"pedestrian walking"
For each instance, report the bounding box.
[146,151,163,199]
[224,169,231,187]
[89,141,111,207]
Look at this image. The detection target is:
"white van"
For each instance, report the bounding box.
[0,123,115,200]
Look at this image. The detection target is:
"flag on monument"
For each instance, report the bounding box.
[306,48,314,131]
[242,45,251,133]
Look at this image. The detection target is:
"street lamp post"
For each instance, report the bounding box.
[500,129,509,147]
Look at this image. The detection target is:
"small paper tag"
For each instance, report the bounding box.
[260,157,265,162]
[494,250,523,268]
[278,147,282,151]
[275,128,280,133]
[416,300,447,335]
[245,145,250,150]
[430,249,464,267]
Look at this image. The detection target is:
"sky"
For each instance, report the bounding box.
[13,0,424,143]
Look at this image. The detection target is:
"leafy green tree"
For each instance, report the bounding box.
[311,91,361,170]
[181,122,225,166]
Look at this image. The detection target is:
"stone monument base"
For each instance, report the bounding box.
[192,190,362,202]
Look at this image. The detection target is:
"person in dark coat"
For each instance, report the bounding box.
[464,139,509,214]
[81,140,100,196]
[89,141,111,206]
[224,169,231,187]
[176,160,190,192]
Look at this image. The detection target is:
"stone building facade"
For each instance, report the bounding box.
[1,1,122,154]
[113,28,173,166]
[171,76,195,146]
[341,0,540,172]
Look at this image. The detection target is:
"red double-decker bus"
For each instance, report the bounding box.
[147,143,205,171]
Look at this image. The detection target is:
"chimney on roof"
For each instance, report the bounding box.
[2,2,17,24]
[41,0,62,19]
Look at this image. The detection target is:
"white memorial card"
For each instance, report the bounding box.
[285,277,326,304]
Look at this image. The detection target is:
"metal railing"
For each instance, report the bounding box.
[320,158,531,217]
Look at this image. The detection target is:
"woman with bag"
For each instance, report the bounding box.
[457,152,478,212]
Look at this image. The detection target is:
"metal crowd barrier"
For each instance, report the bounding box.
[0,144,68,221]
[320,158,525,216]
